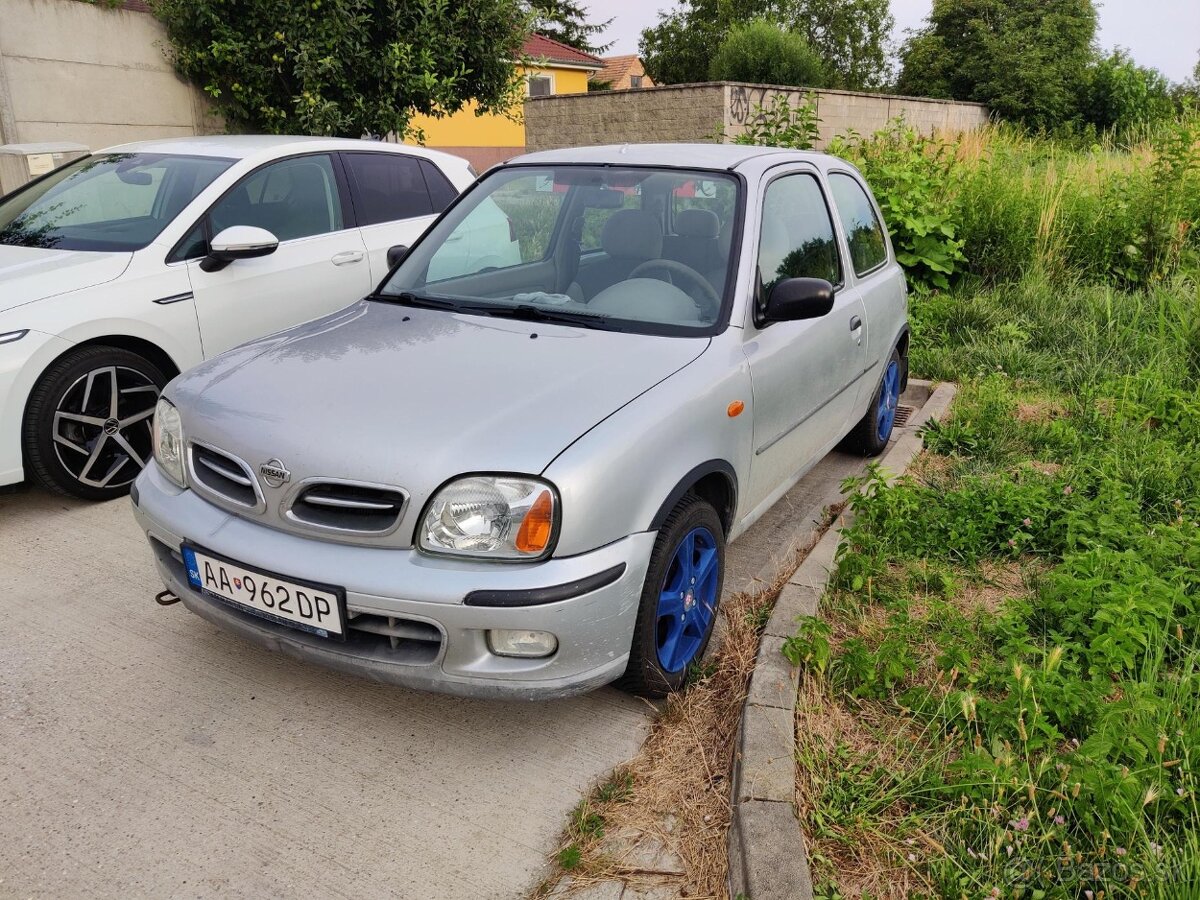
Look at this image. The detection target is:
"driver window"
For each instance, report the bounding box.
[756,174,841,298]
[209,154,343,242]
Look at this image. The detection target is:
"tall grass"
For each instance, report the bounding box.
[832,117,1200,292]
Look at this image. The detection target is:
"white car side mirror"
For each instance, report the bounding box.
[201,225,280,272]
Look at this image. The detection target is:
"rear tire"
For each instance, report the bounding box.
[22,346,166,501]
[843,347,903,456]
[617,494,725,697]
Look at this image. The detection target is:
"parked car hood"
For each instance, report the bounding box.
[0,245,131,315]
[170,299,710,512]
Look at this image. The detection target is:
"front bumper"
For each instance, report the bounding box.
[132,462,655,700]
[0,329,74,486]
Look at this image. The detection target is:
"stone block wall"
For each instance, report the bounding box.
[525,81,990,153]
[524,83,727,151]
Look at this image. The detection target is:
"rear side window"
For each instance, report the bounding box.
[419,159,458,212]
[343,152,433,225]
[828,173,887,275]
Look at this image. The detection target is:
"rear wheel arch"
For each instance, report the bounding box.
[649,460,738,537]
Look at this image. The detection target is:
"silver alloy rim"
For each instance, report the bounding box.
[52,365,160,489]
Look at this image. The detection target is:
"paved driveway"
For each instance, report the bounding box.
[0,449,867,899]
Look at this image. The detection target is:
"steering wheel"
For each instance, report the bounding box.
[628,259,722,319]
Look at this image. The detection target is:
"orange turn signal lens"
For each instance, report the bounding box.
[727,400,745,417]
[515,490,554,554]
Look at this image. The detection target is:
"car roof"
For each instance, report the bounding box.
[507,143,833,172]
[96,134,464,166]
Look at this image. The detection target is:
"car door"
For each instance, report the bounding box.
[827,171,907,409]
[341,152,454,283]
[742,168,868,514]
[185,153,371,358]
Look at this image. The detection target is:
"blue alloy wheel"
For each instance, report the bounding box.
[654,526,720,673]
[876,359,901,444]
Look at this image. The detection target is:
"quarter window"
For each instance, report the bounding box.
[828,173,887,275]
[419,159,458,212]
[343,152,434,224]
[209,154,343,243]
[756,173,841,307]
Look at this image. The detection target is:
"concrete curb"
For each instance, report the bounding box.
[727,380,957,900]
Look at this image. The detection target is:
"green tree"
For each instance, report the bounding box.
[896,0,1098,129]
[640,0,772,86]
[783,0,893,90]
[709,20,828,87]
[1083,50,1174,133]
[528,0,612,55]
[642,0,891,89]
[155,0,530,139]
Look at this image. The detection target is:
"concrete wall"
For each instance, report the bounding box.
[0,0,220,150]
[525,81,990,152]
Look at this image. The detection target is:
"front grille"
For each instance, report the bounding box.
[346,612,442,662]
[287,482,406,534]
[190,443,260,508]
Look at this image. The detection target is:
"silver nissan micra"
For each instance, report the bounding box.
[131,143,909,699]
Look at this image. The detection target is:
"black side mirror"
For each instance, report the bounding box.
[387,245,409,268]
[763,277,835,323]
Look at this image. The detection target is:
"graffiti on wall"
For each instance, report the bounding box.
[728,85,809,126]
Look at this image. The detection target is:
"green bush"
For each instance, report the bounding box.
[708,20,828,88]
[829,122,967,292]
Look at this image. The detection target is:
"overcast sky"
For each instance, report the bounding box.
[596,0,1199,83]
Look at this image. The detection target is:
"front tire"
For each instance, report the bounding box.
[843,347,903,456]
[618,494,725,697]
[22,346,166,501]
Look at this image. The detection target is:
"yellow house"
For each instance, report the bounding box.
[406,35,601,171]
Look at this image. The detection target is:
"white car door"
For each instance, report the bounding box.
[742,169,868,514]
[186,153,371,357]
[340,151,458,283]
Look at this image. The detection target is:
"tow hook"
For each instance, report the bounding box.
[155,589,181,606]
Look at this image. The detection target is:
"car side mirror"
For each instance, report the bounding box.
[386,244,409,268]
[763,277,835,323]
[200,226,279,273]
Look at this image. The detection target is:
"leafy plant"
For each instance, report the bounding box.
[830,120,968,291]
[732,92,821,150]
[154,0,530,139]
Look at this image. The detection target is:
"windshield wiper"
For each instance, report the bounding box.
[473,304,616,331]
[367,290,459,311]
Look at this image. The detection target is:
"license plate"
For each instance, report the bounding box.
[181,544,346,640]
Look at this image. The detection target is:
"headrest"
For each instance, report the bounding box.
[675,208,719,239]
[601,209,662,260]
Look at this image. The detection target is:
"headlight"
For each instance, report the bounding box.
[152,397,186,487]
[419,476,558,560]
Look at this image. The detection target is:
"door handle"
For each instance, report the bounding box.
[849,316,863,331]
[331,251,365,266]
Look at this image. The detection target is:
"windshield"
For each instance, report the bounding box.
[379,165,741,335]
[0,153,234,251]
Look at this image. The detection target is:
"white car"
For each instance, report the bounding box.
[0,136,513,500]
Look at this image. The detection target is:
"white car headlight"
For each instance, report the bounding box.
[419,476,558,560]
[152,397,186,487]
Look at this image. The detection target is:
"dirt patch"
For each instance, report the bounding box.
[1016,400,1066,424]
[1018,459,1063,477]
[957,558,1032,616]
